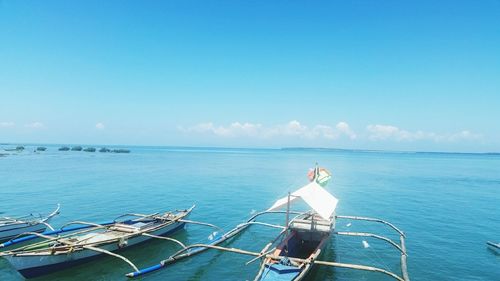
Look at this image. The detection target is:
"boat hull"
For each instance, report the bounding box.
[5,221,186,279]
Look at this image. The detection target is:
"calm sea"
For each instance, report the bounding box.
[0,145,499,281]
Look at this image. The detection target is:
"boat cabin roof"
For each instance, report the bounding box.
[268,181,339,220]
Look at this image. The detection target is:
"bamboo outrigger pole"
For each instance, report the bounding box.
[142,233,187,249]
[336,215,406,237]
[335,215,410,281]
[83,245,140,272]
[401,235,410,281]
[334,231,407,255]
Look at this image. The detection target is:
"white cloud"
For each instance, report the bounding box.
[179,122,262,137]
[336,121,357,140]
[180,120,357,140]
[0,121,15,128]
[25,122,44,129]
[367,124,408,141]
[447,130,482,142]
[96,122,105,130]
[366,124,482,142]
[181,121,482,145]
[283,120,308,136]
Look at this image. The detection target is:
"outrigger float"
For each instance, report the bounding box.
[0,204,60,242]
[0,205,221,279]
[126,165,410,281]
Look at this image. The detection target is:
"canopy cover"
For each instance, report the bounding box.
[267,181,339,220]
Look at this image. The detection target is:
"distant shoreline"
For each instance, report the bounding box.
[280,147,500,156]
[1,143,499,156]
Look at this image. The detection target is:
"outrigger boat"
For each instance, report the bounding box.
[0,206,212,279]
[127,165,410,281]
[0,204,60,242]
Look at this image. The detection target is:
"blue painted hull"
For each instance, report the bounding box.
[258,263,302,281]
[255,230,330,281]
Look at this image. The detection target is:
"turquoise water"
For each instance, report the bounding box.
[0,146,499,281]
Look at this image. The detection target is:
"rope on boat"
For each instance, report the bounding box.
[333,231,407,256]
[142,233,187,249]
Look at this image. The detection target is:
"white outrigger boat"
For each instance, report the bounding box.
[0,206,221,279]
[127,165,410,281]
[0,204,60,242]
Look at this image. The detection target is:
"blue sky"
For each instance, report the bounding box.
[1,1,499,152]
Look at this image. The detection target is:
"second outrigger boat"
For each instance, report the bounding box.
[0,204,60,242]
[127,165,410,281]
[0,206,202,278]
